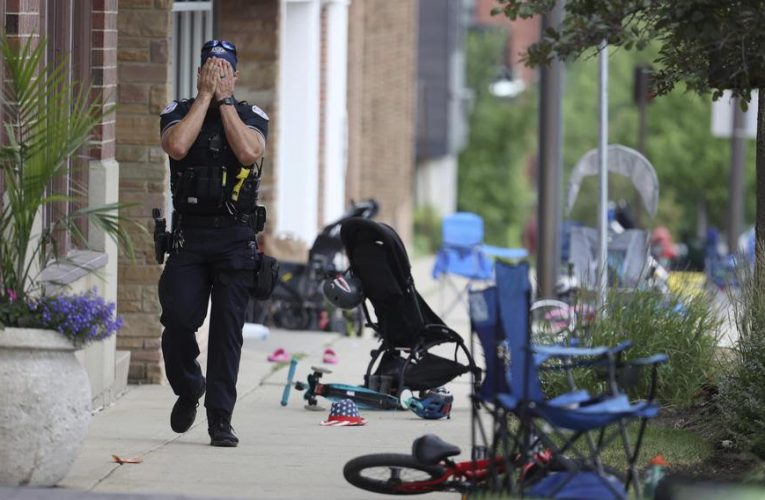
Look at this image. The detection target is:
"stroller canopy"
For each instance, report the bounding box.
[341,218,414,304]
[566,145,659,218]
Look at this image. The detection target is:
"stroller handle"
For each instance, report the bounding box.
[319,198,380,238]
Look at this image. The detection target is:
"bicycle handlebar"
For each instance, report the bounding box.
[280,358,298,406]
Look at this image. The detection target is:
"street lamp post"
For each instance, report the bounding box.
[597,40,609,308]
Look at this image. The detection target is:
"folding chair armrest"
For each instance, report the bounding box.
[623,353,669,366]
[482,244,528,261]
[531,341,632,359]
[531,345,607,357]
[610,340,634,355]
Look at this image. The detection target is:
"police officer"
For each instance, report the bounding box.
[158,40,268,447]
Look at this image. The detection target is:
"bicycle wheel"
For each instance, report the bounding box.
[530,299,574,344]
[343,454,446,495]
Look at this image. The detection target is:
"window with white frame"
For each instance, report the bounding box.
[167,1,215,216]
[171,1,215,100]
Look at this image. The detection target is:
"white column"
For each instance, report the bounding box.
[277,0,321,244]
[321,0,350,225]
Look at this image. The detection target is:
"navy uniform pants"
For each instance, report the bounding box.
[158,223,259,415]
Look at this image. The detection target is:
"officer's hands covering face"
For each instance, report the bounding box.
[214,59,236,100]
[197,58,219,98]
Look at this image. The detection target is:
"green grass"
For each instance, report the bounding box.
[517,418,713,473]
[498,416,712,472]
[595,421,712,471]
[469,419,714,499]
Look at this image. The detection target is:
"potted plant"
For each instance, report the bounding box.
[0,35,134,487]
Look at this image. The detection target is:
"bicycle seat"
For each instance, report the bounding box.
[412,434,461,465]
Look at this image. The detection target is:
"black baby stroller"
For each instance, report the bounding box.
[340,217,480,396]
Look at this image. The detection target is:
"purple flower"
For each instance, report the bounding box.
[30,288,123,344]
[7,289,17,302]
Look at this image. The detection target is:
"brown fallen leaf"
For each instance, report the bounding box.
[112,454,142,464]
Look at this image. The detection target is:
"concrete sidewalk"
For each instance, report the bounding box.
[55,257,475,499]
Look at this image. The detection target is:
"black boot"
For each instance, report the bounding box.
[170,381,206,433]
[207,409,239,447]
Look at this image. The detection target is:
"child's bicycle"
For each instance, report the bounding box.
[343,434,553,495]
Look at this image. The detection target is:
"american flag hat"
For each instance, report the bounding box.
[320,399,367,426]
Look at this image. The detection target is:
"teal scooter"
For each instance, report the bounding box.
[281,360,401,411]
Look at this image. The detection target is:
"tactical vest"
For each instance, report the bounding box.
[169,111,260,217]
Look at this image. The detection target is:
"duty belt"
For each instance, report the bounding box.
[177,213,247,229]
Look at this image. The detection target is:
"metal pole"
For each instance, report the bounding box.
[597,40,608,308]
[637,93,647,153]
[635,69,648,229]
[536,0,565,298]
[728,97,746,254]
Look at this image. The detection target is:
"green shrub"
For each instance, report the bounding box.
[413,205,442,256]
[716,249,765,458]
[541,288,722,409]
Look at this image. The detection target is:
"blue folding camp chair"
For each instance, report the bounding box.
[469,261,667,499]
[433,212,526,319]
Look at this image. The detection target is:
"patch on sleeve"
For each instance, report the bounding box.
[160,101,178,115]
[251,105,269,121]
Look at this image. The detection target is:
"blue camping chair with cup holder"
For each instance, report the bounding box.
[467,260,668,498]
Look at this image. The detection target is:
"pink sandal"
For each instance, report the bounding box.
[267,348,290,363]
[322,348,338,365]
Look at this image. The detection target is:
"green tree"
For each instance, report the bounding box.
[562,48,756,237]
[496,0,765,273]
[458,28,536,246]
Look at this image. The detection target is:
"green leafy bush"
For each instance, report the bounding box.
[591,289,721,408]
[457,28,534,248]
[413,205,442,256]
[541,288,722,409]
[716,251,765,458]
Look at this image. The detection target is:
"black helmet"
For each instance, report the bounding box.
[322,271,364,309]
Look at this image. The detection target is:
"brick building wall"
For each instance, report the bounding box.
[91,0,118,163]
[347,0,417,244]
[3,1,117,160]
[3,0,39,39]
[116,0,173,384]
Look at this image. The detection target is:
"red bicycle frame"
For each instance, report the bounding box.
[394,449,555,494]
[394,457,507,494]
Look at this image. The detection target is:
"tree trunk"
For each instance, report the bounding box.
[757,90,765,279]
